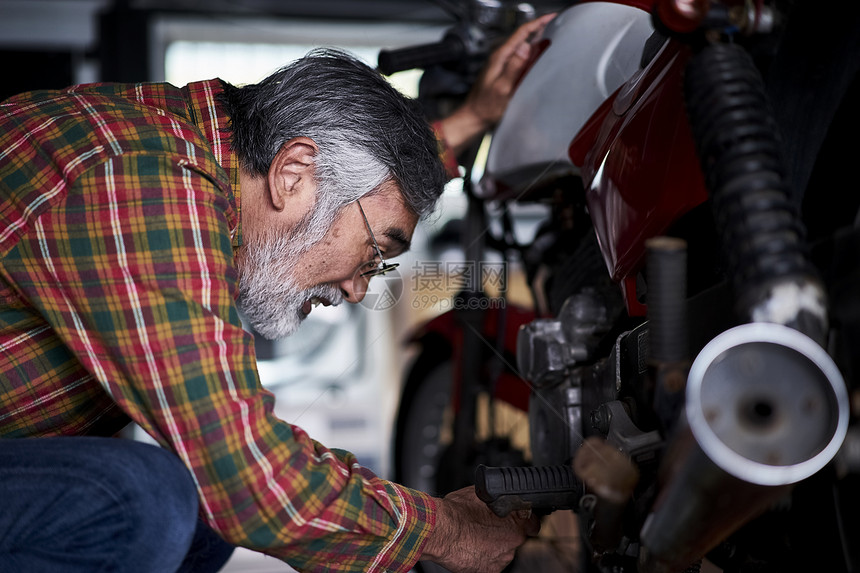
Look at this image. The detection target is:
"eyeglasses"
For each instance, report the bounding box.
[356,200,399,279]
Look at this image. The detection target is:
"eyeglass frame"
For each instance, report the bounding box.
[356,200,400,278]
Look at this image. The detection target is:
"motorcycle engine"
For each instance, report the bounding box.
[518,286,660,468]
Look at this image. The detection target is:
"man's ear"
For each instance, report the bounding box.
[267,136,319,212]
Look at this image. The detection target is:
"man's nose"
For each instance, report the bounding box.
[339,273,370,304]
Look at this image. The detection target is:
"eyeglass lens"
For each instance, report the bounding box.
[356,200,399,278]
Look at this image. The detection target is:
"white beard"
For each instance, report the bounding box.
[235,228,343,340]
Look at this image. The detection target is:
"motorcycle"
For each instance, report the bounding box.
[380,0,860,571]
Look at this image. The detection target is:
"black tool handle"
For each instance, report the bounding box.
[474,464,583,517]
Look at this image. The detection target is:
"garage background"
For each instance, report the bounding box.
[0,1,567,570]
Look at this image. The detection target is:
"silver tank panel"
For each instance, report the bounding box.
[480,2,654,197]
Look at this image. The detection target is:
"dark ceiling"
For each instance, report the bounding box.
[126,0,571,23]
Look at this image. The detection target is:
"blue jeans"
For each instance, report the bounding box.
[0,436,235,572]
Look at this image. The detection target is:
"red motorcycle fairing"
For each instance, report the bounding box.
[570,37,709,316]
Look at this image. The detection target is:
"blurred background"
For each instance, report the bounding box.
[0,1,566,569]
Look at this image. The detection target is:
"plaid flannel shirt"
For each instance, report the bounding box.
[0,79,436,572]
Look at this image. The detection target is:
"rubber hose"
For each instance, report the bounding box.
[684,42,819,317]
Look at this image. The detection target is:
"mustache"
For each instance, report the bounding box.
[306,283,345,307]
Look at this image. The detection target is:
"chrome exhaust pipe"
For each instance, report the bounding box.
[639,322,849,573]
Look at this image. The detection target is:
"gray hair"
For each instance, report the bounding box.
[220,48,446,243]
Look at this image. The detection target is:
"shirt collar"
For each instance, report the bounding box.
[181,79,243,248]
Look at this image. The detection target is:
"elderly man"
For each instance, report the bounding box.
[0,15,551,573]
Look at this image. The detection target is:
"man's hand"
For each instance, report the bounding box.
[437,13,556,157]
[420,486,541,573]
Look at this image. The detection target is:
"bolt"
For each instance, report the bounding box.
[590,405,611,434]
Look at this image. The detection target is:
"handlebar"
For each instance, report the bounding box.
[377,0,538,76]
[378,34,467,75]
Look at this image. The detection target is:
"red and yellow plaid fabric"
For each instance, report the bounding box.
[0,79,435,571]
[431,120,462,180]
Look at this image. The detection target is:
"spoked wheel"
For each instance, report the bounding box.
[393,344,581,572]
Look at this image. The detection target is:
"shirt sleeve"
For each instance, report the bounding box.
[431,120,462,180]
[6,153,437,572]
